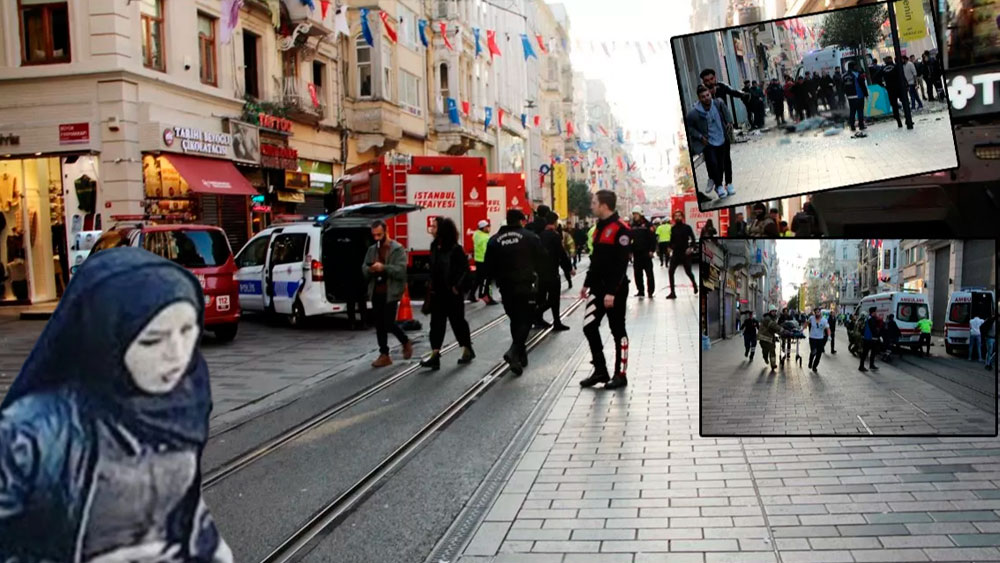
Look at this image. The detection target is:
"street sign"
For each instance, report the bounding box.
[894,0,926,42]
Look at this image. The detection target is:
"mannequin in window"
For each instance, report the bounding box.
[0,172,17,212]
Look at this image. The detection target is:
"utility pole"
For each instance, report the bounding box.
[886,1,914,130]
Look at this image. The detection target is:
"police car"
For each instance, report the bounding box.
[234,203,419,326]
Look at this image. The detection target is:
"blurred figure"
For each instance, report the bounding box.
[420,217,474,370]
[469,219,496,305]
[917,315,933,357]
[843,62,869,136]
[728,212,747,237]
[969,313,985,362]
[779,221,791,237]
[747,203,779,237]
[904,55,923,110]
[882,313,901,362]
[0,248,232,562]
[630,206,656,298]
[363,220,414,368]
[859,306,881,372]
[700,219,717,239]
[526,204,551,235]
[655,218,672,266]
[560,223,576,286]
[666,210,698,299]
[759,306,780,371]
[881,56,907,128]
[792,202,819,237]
[767,78,786,126]
[742,311,759,361]
[537,212,574,330]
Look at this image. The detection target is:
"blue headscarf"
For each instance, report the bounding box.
[2,247,211,447]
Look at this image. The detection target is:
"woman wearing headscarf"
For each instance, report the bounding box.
[420,217,475,369]
[0,247,231,562]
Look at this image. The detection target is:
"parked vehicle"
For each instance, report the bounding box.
[854,291,931,353]
[233,202,420,326]
[89,224,241,342]
[944,288,997,355]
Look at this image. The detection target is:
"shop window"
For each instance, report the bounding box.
[19,0,71,65]
[141,0,165,72]
[243,30,260,98]
[357,36,372,98]
[439,62,450,101]
[381,43,393,101]
[198,13,218,86]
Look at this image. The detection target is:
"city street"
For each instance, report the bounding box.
[697,103,956,210]
[701,335,996,436]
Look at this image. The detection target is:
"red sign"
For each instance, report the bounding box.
[59,123,90,145]
[260,143,299,170]
[258,113,293,133]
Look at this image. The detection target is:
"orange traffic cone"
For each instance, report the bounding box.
[397,287,421,331]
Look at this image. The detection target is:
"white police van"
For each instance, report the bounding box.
[234,203,419,326]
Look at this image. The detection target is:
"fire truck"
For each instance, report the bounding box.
[671,193,730,239]
[486,173,533,230]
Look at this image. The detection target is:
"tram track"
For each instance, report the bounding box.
[254,296,586,563]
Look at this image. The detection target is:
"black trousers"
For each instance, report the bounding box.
[347,298,368,326]
[536,277,561,323]
[859,340,877,369]
[372,293,409,355]
[583,287,629,378]
[771,100,785,124]
[919,332,931,355]
[657,242,670,267]
[470,261,492,300]
[829,329,836,352]
[669,251,696,293]
[430,293,471,350]
[809,337,825,368]
[703,142,732,187]
[848,98,866,131]
[502,292,535,363]
[744,333,757,357]
[633,255,655,295]
[885,89,905,127]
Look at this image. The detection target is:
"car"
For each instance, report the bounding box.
[89,224,241,342]
[233,202,420,326]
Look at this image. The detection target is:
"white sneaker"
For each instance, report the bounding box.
[715,185,727,198]
[726,184,736,196]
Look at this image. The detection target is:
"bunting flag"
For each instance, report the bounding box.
[601,42,611,57]
[566,120,575,137]
[521,113,527,128]
[307,83,320,108]
[299,0,315,9]
[635,42,646,64]
[487,30,501,59]
[616,129,625,144]
[461,100,470,115]
[595,155,605,167]
[598,125,609,137]
[534,115,541,127]
[484,107,493,130]
[360,9,374,46]
[333,5,349,39]
[588,124,596,134]
[536,34,548,54]
[521,34,537,60]
[220,0,244,45]
[498,108,505,128]
[320,0,330,19]
[576,140,594,151]
[447,98,461,125]
[441,22,453,50]
[379,11,397,43]
[556,120,562,135]
[418,19,429,47]
[474,28,482,58]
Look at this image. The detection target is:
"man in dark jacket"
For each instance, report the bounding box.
[805,71,820,116]
[843,62,869,135]
[832,69,845,109]
[666,210,697,299]
[922,51,944,101]
[791,202,819,237]
[880,56,907,128]
[537,211,574,330]
[829,307,838,354]
[766,78,786,125]
[747,202,779,237]
[630,206,656,298]
[701,68,750,109]
[579,190,632,390]
[484,209,545,375]
[820,71,835,111]
[859,306,881,372]
[792,76,810,120]
[728,211,748,237]
[526,204,551,235]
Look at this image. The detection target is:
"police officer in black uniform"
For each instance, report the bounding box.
[537,211,574,330]
[579,190,632,390]
[484,209,545,376]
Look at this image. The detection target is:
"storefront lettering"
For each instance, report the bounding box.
[165,127,231,156]
[414,191,457,209]
[258,113,293,133]
[261,143,299,170]
[0,133,20,146]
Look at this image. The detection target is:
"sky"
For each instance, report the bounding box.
[777,240,822,303]
[562,0,692,190]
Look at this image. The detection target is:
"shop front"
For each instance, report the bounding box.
[0,121,101,304]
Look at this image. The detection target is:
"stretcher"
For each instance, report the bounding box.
[779,320,805,368]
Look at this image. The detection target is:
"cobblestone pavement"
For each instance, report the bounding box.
[701,336,996,436]
[696,102,956,210]
[453,283,1000,563]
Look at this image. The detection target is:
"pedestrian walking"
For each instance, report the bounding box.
[922,51,944,101]
[469,219,497,305]
[363,220,414,368]
[821,71,836,111]
[806,307,830,373]
[666,210,698,299]
[833,69,846,109]
[880,57,908,129]
[560,223,576,285]
[903,55,923,110]
[984,312,997,369]
[914,54,928,101]
[527,204,551,235]
[420,217,475,370]
[700,68,751,110]
[743,80,756,129]
[728,212,747,237]
[742,311,759,361]
[0,247,233,562]
[656,219,672,267]
[843,62,869,136]
[578,190,631,390]
[917,316,933,356]
[630,206,656,298]
[784,75,797,119]
[484,209,545,376]
[573,222,588,266]
[969,313,985,362]
[747,202,779,237]
[829,307,839,354]
[767,78,786,126]
[685,84,736,200]
[537,212,574,330]
[858,306,881,372]
[882,313,901,362]
[759,305,780,370]
[792,202,819,237]
[751,81,767,129]
[793,75,810,121]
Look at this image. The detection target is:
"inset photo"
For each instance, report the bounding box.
[700,238,997,437]
[672,1,959,211]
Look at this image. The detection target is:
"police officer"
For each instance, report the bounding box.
[537,211,574,330]
[630,206,656,298]
[469,219,496,305]
[484,209,545,376]
[579,190,632,390]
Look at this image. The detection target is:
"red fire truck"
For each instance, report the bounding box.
[671,193,729,238]
[486,173,533,230]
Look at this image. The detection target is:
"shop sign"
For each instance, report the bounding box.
[59,123,90,145]
[226,119,260,165]
[252,204,272,213]
[258,113,293,133]
[261,143,299,170]
[0,133,19,146]
[276,190,305,203]
[298,159,334,195]
[164,126,231,157]
[284,171,310,192]
[947,68,1000,118]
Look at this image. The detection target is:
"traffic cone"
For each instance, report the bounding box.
[397,287,421,331]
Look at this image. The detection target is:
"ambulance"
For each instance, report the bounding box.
[855,291,931,352]
[944,288,996,355]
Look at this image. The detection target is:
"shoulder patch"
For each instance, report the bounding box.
[618,234,630,247]
[598,223,620,244]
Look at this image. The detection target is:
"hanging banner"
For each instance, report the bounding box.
[474,28,482,58]
[360,8,374,46]
[418,19,429,47]
[553,163,568,220]
[894,0,926,42]
[521,34,537,60]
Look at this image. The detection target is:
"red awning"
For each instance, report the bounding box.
[163,153,258,197]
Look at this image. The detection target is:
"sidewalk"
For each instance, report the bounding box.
[701,336,995,436]
[451,290,1000,563]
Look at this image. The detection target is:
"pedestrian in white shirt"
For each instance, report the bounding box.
[904,56,924,110]
[807,307,830,373]
[969,314,985,362]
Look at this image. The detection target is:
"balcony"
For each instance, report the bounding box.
[432,115,492,155]
[348,100,403,152]
[281,0,333,36]
[748,262,767,278]
[280,77,326,125]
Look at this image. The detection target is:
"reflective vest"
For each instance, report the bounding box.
[586,225,596,253]
[655,223,671,243]
[473,229,490,263]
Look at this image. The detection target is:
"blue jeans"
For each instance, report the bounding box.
[968,333,982,361]
[986,337,996,366]
[908,84,923,108]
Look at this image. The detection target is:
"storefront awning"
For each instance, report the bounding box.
[162,154,258,197]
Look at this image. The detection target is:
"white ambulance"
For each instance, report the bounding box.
[855,291,931,352]
[944,288,996,355]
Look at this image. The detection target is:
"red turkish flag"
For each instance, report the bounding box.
[566,120,575,136]
[533,115,541,127]
[487,30,501,59]
[440,22,453,50]
[616,156,625,171]
[379,11,397,43]
[536,34,548,54]
[461,100,470,115]
[498,108,505,127]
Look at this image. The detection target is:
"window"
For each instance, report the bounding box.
[237,235,271,268]
[381,43,393,101]
[19,0,70,64]
[357,36,372,98]
[243,30,260,98]
[439,62,450,100]
[398,4,417,49]
[198,13,217,86]
[401,70,421,115]
[312,61,326,107]
[270,233,307,265]
[143,229,231,268]
[141,0,165,71]
[892,248,897,269]
[897,303,929,323]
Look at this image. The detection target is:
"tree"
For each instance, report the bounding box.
[787,293,799,312]
[819,4,887,70]
[568,180,592,220]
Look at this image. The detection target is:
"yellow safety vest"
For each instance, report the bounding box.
[655,223,671,243]
[473,229,490,262]
[587,225,596,253]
